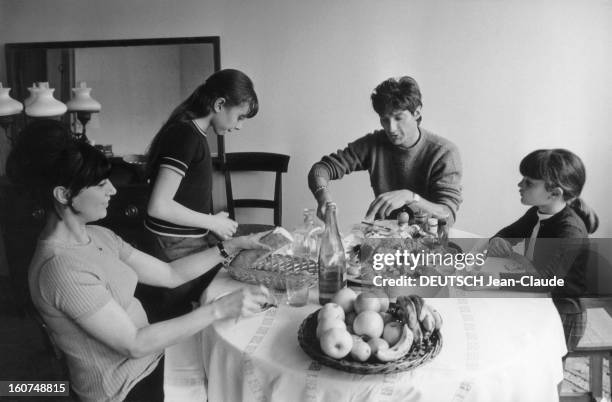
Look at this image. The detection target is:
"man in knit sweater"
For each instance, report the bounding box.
[308,76,463,224]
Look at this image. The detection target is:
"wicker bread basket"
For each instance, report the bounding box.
[226,254,317,290]
[297,306,442,374]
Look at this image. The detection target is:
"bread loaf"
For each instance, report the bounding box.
[230,227,293,268]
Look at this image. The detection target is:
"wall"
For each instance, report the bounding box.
[75,46,182,152]
[179,43,217,154]
[1,0,611,238]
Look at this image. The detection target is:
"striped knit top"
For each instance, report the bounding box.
[28,225,162,402]
[145,120,213,237]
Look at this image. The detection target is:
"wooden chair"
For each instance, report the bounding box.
[222,152,290,227]
[26,302,79,400]
[561,243,612,402]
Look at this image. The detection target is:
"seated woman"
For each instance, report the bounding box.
[6,119,273,402]
[474,149,598,352]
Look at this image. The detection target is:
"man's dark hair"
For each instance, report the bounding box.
[371,76,422,124]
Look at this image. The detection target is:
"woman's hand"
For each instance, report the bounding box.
[224,231,274,255]
[209,211,238,240]
[211,285,272,320]
[487,237,514,257]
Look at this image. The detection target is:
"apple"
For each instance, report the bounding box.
[379,312,394,325]
[316,317,346,339]
[317,303,345,322]
[349,335,371,362]
[354,292,381,314]
[367,289,390,312]
[320,328,353,359]
[367,337,389,354]
[382,321,403,346]
[351,334,364,343]
[353,310,384,339]
[377,294,390,313]
[331,288,358,314]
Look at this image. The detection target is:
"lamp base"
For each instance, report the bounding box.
[0,115,17,144]
[73,111,93,143]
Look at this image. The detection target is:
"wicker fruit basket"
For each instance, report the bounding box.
[226,254,318,290]
[297,306,442,374]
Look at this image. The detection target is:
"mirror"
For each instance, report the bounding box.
[5,37,222,157]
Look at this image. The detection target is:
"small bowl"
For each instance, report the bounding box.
[120,154,147,182]
[122,154,146,165]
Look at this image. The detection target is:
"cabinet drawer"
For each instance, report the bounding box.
[103,185,149,222]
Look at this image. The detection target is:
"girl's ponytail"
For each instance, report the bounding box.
[570,197,599,234]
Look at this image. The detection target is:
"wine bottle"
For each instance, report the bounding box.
[318,202,346,304]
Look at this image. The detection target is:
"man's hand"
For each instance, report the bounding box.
[365,190,414,220]
[314,188,333,221]
[316,202,327,221]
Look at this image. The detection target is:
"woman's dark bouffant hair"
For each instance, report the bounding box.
[146,69,258,179]
[371,76,423,124]
[6,119,111,211]
[520,148,599,233]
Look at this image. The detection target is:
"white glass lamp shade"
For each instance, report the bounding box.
[24,83,41,107]
[25,84,67,117]
[0,84,24,117]
[66,82,101,112]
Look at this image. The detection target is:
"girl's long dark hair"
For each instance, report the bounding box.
[519,148,599,233]
[146,69,258,179]
[6,119,111,212]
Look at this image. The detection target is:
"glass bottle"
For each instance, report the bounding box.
[437,217,449,248]
[413,209,429,230]
[292,208,323,260]
[318,202,347,305]
[427,218,439,237]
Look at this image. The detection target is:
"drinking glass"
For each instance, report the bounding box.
[285,273,310,307]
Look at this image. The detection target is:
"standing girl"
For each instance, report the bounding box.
[145,69,259,318]
[487,148,599,351]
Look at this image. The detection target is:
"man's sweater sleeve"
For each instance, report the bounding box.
[308,136,371,193]
[428,146,463,224]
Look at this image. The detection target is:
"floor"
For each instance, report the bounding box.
[0,276,609,401]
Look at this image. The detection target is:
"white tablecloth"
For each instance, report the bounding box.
[164,232,568,402]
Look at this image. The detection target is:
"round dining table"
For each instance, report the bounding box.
[162,231,568,402]
[165,270,567,401]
